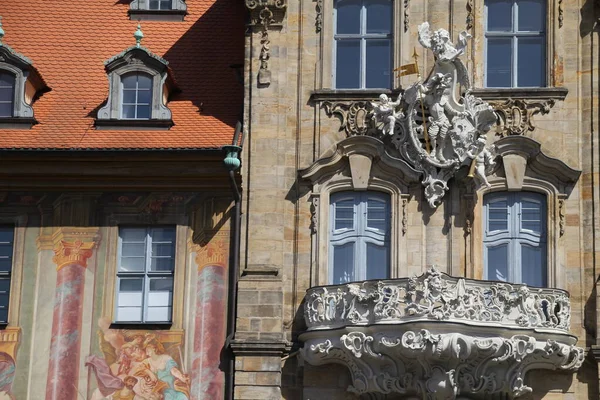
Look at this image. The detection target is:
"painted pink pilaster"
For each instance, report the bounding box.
[45,238,96,400]
[190,239,228,400]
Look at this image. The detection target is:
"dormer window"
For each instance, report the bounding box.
[0,18,49,128]
[129,0,187,21]
[96,25,176,129]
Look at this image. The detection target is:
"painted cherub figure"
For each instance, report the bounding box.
[419,73,466,162]
[466,135,495,188]
[371,93,403,136]
[418,22,471,62]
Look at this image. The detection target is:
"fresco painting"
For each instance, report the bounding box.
[87,318,189,400]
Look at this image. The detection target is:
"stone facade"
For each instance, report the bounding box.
[237,0,600,398]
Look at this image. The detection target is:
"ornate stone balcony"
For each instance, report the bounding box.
[300,268,584,399]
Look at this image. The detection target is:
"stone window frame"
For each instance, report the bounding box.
[472,0,563,89]
[96,47,175,130]
[129,0,188,21]
[319,0,404,90]
[102,212,189,329]
[467,136,580,290]
[300,136,420,286]
[0,45,49,129]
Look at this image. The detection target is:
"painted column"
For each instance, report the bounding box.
[190,235,228,400]
[45,230,98,400]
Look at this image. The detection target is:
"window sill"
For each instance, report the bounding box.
[470,87,568,101]
[95,119,174,130]
[128,9,187,21]
[109,322,173,330]
[310,89,402,102]
[0,117,37,130]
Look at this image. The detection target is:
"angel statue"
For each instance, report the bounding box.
[419,73,467,162]
[371,93,403,136]
[466,135,496,188]
[418,22,471,62]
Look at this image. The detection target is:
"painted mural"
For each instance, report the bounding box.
[86,318,189,400]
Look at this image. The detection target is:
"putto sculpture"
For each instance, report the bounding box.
[370,22,497,207]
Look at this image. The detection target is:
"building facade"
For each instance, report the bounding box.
[237,0,600,399]
[0,1,244,399]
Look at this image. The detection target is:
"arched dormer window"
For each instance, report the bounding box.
[0,18,49,128]
[96,25,177,129]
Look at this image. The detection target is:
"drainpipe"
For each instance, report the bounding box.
[222,120,242,400]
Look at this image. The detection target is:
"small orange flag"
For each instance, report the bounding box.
[394,63,419,76]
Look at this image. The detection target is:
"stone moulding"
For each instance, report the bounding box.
[301,329,583,399]
[304,267,572,332]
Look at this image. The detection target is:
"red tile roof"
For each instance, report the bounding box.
[0,0,245,149]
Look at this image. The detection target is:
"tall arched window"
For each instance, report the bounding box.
[121,73,153,120]
[484,191,547,286]
[329,191,390,284]
[0,72,16,118]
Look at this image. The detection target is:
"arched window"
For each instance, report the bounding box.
[121,73,153,120]
[329,191,390,283]
[484,191,547,286]
[0,72,16,118]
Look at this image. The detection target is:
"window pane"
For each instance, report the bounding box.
[333,243,354,284]
[136,105,151,119]
[120,257,145,272]
[118,279,144,309]
[0,73,15,87]
[150,0,160,9]
[367,199,388,231]
[146,307,171,321]
[0,88,12,102]
[148,278,173,306]
[336,40,361,89]
[486,0,513,31]
[0,103,12,118]
[487,37,512,87]
[0,310,8,323]
[122,105,136,119]
[488,200,508,231]
[487,244,508,281]
[122,74,137,89]
[137,75,153,90]
[366,243,388,280]
[366,40,391,89]
[137,89,152,104]
[152,243,174,258]
[521,202,542,232]
[517,0,545,32]
[121,227,147,242]
[122,89,137,104]
[0,259,11,273]
[335,199,355,230]
[151,227,175,242]
[517,36,545,87]
[121,243,145,257]
[521,244,546,286]
[336,0,361,34]
[151,257,175,271]
[0,229,13,244]
[366,0,392,34]
[117,307,142,322]
[0,279,10,293]
[0,245,12,259]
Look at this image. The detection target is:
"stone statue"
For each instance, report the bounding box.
[371,93,402,136]
[417,22,471,62]
[466,135,496,188]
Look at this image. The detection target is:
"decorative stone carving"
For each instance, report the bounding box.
[404,0,410,32]
[490,98,556,137]
[466,0,474,30]
[310,195,319,234]
[245,0,287,86]
[302,329,583,399]
[315,0,323,32]
[401,198,407,235]
[559,198,565,237]
[366,22,497,207]
[304,267,572,331]
[322,100,374,137]
[558,0,564,28]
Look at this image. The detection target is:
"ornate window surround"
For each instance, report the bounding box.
[471,0,564,90]
[318,0,404,90]
[129,0,188,21]
[300,135,420,286]
[468,136,580,289]
[102,211,189,329]
[96,45,175,130]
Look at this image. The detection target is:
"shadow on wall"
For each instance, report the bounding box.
[163,0,246,127]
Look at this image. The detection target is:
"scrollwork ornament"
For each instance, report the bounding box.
[559,198,565,236]
[402,198,408,235]
[315,0,323,32]
[491,98,557,137]
[310,196,319,234]
[558,0,564,28]
[322,101,374,136]
[466,0,474,30]
[404,0,410,32]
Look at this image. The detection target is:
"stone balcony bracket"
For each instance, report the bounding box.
[300,267,584,399]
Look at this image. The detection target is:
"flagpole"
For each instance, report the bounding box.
[413,48,431,154]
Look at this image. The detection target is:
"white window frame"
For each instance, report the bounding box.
[483,192,547,286]
[484,0,547,88]
[0,226,14,325]
[149,0,172,10]
[120,72,153,120]
[329,191,390,283]
[333,0,394,89]
[115,226,176,324]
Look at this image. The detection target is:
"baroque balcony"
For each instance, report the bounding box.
[300,268,584,400]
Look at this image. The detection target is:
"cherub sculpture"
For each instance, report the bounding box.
[419,73,466,162]
[466,135,496,188]
[371,93,403,136]
[418,22,471,62]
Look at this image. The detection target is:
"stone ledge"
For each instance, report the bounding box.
[231,339,291,357]
[310,89,402,102]
[470,87,568,101]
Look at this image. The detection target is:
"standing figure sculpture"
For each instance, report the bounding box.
[371,94,403,136]
[466,135,495,188]
[418,22,471,62]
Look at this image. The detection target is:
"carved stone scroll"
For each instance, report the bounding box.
[466,0,474,30]
[322,101,374,137]
[315,0,323,32]
[559,198,565,236]
[490,98,556,137]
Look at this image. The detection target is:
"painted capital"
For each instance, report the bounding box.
[51,228,100,270]
[194,236,228,270]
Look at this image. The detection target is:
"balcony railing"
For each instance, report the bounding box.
[304,267,571,332]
